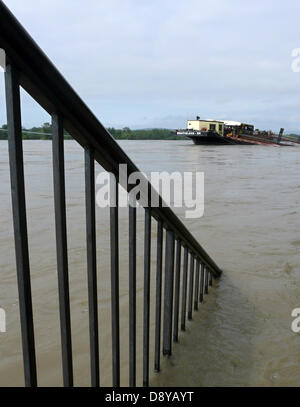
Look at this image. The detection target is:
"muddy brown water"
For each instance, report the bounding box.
[0,140,300,386]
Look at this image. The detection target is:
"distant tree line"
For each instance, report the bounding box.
[0,124,185,140]
[1,123,299,141]
[0,123,72,140]
[107,127,184,140]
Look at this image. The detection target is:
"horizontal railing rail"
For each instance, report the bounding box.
[0,0,222,387]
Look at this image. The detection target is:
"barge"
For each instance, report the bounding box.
[176,117,288,146]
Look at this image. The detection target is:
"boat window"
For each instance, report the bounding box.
[209,124,216,131]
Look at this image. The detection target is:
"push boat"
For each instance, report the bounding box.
[175,117,294,146]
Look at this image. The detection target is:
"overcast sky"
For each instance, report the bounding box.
[1,0,300,132]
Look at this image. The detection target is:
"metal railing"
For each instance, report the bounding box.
[0,1,222,387]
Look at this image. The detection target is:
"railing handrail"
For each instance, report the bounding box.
[0,0,221,277]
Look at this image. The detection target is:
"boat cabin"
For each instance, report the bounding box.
[187,118,224,136]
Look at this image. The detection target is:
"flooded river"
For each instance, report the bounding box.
[0,140,300,386]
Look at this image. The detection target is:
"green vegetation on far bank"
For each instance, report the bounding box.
[0,123,185,140]
[0,123,71,140]
[1,123,300,141]
[107,127,185,139]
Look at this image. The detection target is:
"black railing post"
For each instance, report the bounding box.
[205,266,209,295]
[181,246,189,331]
[129,205,137,386]
[173,239,181,343]
[188,253,195,320]
[154,219,163,373]
[163,229,175,356]
[194,258,200,311]
[143,208,151,387]
[110,178,120,387]
[84,146,100,387]
[52,113,73,387]
[199,263,205,303]
[5,64,37,387]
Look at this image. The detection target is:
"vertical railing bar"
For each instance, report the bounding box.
[205,266,209,295]
[154,219,163,373]
[52,113,73,387]
[5,64,37,387]
[194,258,200,311]
[199,263,205,303]
[162,229,175,356]
[143,208,151,387]
[84,146,100,387]
[129,205,137,386]
[188,253,195,320]
[180,246,188,331]
[110,179,120,387]
[173,239,181,343]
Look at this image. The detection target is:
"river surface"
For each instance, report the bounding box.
[0,140,300,387]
